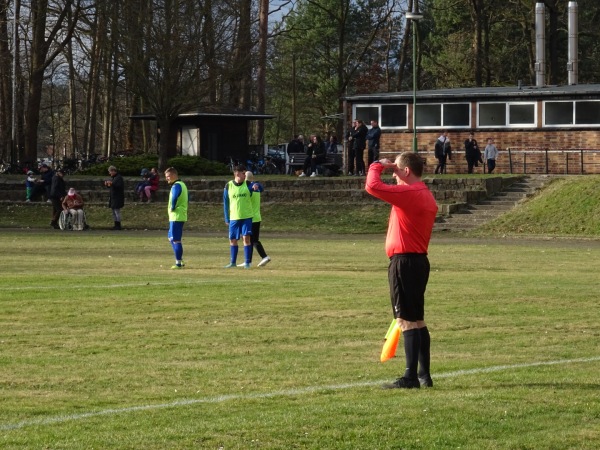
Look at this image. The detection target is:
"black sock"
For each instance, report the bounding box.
[402,329,420,380]
[418,327,431,378]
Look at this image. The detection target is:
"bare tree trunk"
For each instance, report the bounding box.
[202,0,217,103]
[0,0,11,160]
[66,38,77,158]
[157,117,177,170]
[24,0,80,163]
[469,0,484,86]
[255,0,268,144]
[231,0,252,108]
[83,4,105,158]
[396,0,414,90]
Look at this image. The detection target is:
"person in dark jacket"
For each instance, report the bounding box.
[49,168,66,229]
[366,120,382,166]
[32,164,54,201]
[299,135,326,177]
[464,132,482,174]
[348,119,368,175]
[434,131,452,174]
[105,165,125,230]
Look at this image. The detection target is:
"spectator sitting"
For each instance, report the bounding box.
[326,136,339,154]
[62,188,86,231]
[135,168,151,202]
[299,135,326,177]
[143,167,160,203]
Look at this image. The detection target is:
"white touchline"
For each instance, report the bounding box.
[2,356,599,432]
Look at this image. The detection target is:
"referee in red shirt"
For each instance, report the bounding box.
[366,152,438,389]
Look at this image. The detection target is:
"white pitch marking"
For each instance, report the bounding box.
[1,356,599,431]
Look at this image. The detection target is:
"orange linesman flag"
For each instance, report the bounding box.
[380,320,401,362]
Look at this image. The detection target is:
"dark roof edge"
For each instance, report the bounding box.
[343,84,600,102]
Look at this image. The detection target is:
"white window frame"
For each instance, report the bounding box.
[478,102,537,128]
[543,100,574,127]
[352,104,409,130]
[574,100,600,126]
[414,102,470,129]
[380,103,409,130]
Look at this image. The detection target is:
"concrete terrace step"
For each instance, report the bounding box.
[434,175,552,232]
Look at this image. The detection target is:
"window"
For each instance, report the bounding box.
[416,104,441,127]
[544,100,600,126]
[415,103,469,128]
[353,104,408,129]
[353,106,379,124]
[544,101,573,125]
[381,104,407,128]
[443,103,470,127]
[576,101,600,125]
[479,103,506,126]
[509,103,535,125]
[479,102,536,127]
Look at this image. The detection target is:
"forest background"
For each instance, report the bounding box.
[0,0,599,170]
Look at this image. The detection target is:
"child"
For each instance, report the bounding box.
[25,170,36,202]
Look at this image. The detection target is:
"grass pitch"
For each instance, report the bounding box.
[0,231,599,449]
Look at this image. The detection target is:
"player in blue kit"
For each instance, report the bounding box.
[165,167,188,269]
[223,165,254,269]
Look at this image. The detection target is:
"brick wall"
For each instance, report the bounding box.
[374,129,600,174]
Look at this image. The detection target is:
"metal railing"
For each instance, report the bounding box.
[380,148,600,175]
[504,148,600,175]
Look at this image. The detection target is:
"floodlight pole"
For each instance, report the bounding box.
[406,12,423,153]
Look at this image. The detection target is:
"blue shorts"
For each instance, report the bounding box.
[168,221,185,242]
[229,218,253,240]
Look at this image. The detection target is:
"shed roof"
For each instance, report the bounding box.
[344,84,600,102]
[131,106,274,121]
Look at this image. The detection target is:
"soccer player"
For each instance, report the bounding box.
[223,165,254,269]
[165,167,188,269]
[241,171,271,267]
[365,152,438,389]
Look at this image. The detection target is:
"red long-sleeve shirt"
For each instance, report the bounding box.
[365,163,438,257]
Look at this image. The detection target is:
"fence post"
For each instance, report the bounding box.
[545,148,549,174]
[508,147,512,174]
[580,149,584,174]
[524,152,527,174]
[565,151,569,175]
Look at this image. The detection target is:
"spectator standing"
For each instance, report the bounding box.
[464,132,482,174]
[49,168,66,229]
[434,131,452,174]
[165,167,188,269]
[105,165,125,230]
[25,170,36,202]
[366,120,382,165]
[286,135,306,174]
[240,171,271,267]
[348,119,368,175]
[365,152,438,389]
[300,134,326,177]
[62,188,86,230]
[484,138,499,174]
[223,165,254,269]
[32,164,54,201]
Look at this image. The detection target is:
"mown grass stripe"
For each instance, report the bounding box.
[2,356,598,432]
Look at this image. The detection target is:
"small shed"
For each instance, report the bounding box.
[131,106,274,163]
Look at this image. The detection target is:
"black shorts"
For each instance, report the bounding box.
[388,253,430,322]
